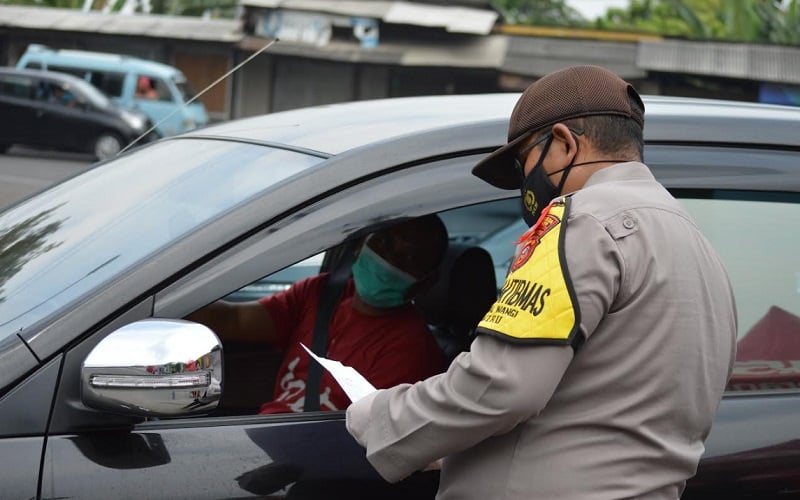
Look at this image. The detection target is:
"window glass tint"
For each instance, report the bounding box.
[439,198,521,292]
[225,253,324,302]
[151,78,172,102]
[49,65,87,80]
[63,77,112,108]
[173,77,197,102]
[0,140,323,343]
[0,75,34,99]
[230,198,523,305]
[228,198,524,305]
[41,83,77,108]
[23,62,42,70]
[136,75,171,102]
[678,192,800,394]
[88,71,125,98]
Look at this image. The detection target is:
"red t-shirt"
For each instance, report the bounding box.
[257,274,445,414]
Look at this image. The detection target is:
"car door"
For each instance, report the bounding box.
[133,74,184,137]
[35,80,100,151]
[645,144,800,499]
[43,301,432,499]
[0,354,60,499]
[34,150,500,500]
[0,72,38,146]
[12,131,800,498]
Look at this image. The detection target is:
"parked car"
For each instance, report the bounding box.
[0,93,799,499]
[0,67,158,160]
[16,44,210,137]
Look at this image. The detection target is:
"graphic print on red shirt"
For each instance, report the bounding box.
[257,274,445,414]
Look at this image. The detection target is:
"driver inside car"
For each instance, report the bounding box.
[187,215,449,414]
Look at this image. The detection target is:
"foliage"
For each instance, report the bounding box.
[491,0,587,27]
[765,0,800,44]
[0,207,64,305]
[0,0,236,17]
[1,0,797,44]
[490,0,798,45]
[0,0,83,7]
[149,0,237,17]
[594,0,800,45]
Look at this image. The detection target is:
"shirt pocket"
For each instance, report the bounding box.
[605,212,639,241]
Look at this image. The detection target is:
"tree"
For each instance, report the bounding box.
[0,0,82,7]
[764,0,800,44]
[0,0,236,17]
[491,0,588,27]
[594,0,800,45]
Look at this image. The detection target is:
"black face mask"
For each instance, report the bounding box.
[520,132,631,227]
[520,134,566,227]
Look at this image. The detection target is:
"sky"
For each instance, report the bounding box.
[566,0,631,20]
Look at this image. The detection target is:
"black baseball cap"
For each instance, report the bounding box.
[472,65,645,190]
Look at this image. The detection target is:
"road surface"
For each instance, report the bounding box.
[0,146,92,210]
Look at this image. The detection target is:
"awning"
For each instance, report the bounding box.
[0,5,241,42]
[239,0,499,35]
[238,33,508,68]
[638,39,800,85]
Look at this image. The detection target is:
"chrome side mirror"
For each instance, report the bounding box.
[81,319,223,417]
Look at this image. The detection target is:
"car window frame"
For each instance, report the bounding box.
[668,188,800,398]
[38,151,504,433]
[44,140,800,430]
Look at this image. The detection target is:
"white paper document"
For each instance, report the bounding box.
[301,343,377,403]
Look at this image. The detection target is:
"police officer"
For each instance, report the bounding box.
[346,65,737,499]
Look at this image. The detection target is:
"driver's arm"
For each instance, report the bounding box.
[186,300,277,344]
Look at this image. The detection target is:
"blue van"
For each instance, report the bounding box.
[16,44,209,137]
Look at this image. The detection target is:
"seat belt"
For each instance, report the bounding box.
[304,240,359,412]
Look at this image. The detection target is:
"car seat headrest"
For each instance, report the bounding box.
[415,242,497,334]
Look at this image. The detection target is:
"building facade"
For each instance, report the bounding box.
[1,2,798,123]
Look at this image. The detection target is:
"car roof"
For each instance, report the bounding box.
[0,66,92,86]
[183,93,800,156]
[4,90,800,367]
[183,93,519,156]
[19,46,182,79]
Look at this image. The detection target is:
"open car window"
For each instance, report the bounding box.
[224,198,523,304]
[224,253,325,302]
[191,199,523,416]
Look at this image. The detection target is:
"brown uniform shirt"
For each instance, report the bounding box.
[347,162,737,499]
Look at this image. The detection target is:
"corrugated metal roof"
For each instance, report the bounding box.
[0,5,241,42]
[503,35,645,80]
[412,0,495,8]
[638,39,800,85]
[4,4,799,87]
[241,0,392,17]
[384,2,497,34]
[239,0,498,34]
[239,33,507,67]
[241,0,497,12]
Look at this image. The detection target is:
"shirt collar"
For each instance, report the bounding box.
[582,161,654,190]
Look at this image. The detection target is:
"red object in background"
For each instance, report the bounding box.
[728,306,800,391]
[737,306,800,361]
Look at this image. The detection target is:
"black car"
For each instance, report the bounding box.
[1,93,799,499]
[0,67,157,160]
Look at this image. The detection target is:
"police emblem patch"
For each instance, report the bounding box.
[510,209,561,273]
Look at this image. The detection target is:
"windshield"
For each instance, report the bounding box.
[67,77,112,108]
[0,139,323,341]
[173,76,197,102]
